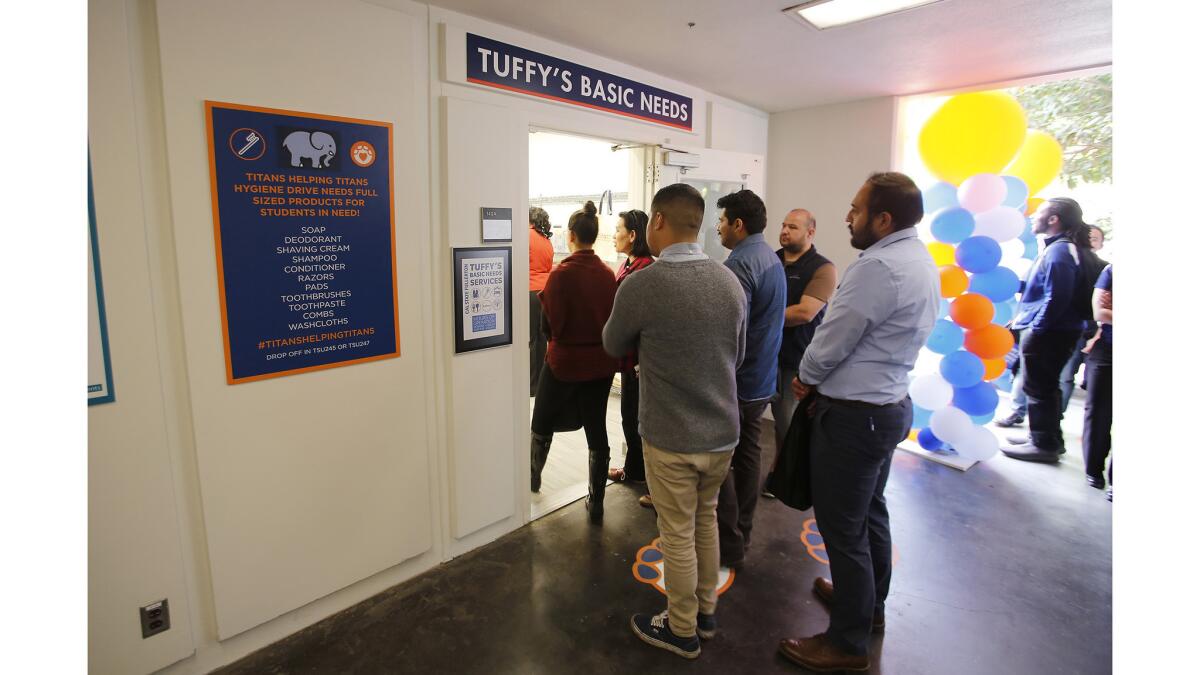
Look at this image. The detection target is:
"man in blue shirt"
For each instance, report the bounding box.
[713,189,786,570]
[1083,264,1113,497]
[1001,198,1088,463]
[779,172,938,673]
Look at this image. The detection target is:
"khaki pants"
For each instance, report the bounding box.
[643,439,733,638]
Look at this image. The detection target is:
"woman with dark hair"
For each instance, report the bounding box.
[529,206,554,396]
[530,201,618,522]
[607,209,654,488]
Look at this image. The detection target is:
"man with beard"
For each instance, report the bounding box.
[779,173,938,672]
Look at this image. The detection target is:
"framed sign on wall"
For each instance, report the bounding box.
[453,247,512,354]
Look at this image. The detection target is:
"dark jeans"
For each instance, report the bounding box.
[619,369,645,481]
[1083,339,1113,482]
[1009,330,1088,416]
[1021,330,1082,451]
[529,291,547,396]
[530,367,611,450]
[810,395,912,656]
[717,400,769,565]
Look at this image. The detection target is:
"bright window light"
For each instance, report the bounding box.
[788,0,946,30]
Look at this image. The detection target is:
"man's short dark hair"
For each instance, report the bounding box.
[865,172,923,230]
[716,189,767,235]
[651,183,705,232]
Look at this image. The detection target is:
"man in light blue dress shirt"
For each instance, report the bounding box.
[778,173,939,673]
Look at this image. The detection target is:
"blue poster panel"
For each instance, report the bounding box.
[466,33,693,131]
[205,101,399,384]
[88,158,115,405]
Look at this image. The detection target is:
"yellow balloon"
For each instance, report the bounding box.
[1025,196,1045,216]
[1004,130,1064,197]
[918,92,1027,186]
[927,242,956,266]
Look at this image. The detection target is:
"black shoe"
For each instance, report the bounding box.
[696,612,717,640]
[1005,434,1031,445]
[530,433,552,493]
[994,412,1025,428]
[631,611,700,659]
[1087,474,1106,490]
[585,447,610,523]
[1106,487,1113,502]
[1001,442,1061,464]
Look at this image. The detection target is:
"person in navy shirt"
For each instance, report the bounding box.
[713,189,786,570]
[1002,198,1088,463]
[1083,264,1113,497]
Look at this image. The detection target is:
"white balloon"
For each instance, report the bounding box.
[1000,237,1026,261]
[1007,257,1034,279]
[909,373,953,410]
[953,425,1000,461]
[930,406,974,445]
[973,207,1026,242]
[957,174,1007,214]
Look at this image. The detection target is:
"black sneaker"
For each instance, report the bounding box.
[631,611,700,659]
[994,412,1025,428]
[697,612,717,640]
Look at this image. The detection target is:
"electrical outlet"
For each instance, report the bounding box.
[139,599,170,638]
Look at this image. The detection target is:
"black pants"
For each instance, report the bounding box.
[810,396,912,656]
[619,369,645,481]
[1083,338,1113,482]
[1021,330,1082,451]
[528,292,547,397]
[717,400,769,565]
[530,366,611,450]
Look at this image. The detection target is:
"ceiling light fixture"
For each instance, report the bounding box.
[784,0,946,30]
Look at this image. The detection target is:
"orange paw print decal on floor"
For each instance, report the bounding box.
[801,518,900,566]
[632,537,736,595]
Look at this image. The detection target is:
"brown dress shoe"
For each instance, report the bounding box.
[638,494,654,509]
[812,577,885,632]
[778,633,869,672]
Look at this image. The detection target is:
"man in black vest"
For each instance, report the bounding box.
[763,208,837,497]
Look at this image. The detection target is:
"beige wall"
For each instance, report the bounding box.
[88,1,769,673]
[766,97,898,274]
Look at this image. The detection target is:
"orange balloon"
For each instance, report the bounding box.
[982,358,1007,381]
[939,265,969,298]
[964,324,1015,360]
[1025,197,1045,216]
[950,293,995,330]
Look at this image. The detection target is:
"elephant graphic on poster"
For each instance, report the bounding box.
[282,130,337,168]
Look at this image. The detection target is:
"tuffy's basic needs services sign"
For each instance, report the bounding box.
[466,33,693,131]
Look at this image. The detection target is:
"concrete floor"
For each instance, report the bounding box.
[218,415,1112,675]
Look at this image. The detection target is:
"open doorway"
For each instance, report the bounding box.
[527,129,647,520]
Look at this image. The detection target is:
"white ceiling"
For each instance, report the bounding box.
[427,0,1112,113]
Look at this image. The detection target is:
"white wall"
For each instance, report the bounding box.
[87,1,768,673]
[766,97,897,274]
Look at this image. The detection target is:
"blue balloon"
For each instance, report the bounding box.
[969,266,1021,302]
[1001,176,1029,209]
[1022,238,1039,260]
[937,298,951,319]
[912,405,932,429]
[930,207,975,244]
[956,236,1002,273]
[991,298,1015,325]
[940,350,985,388]
[926,319,965,355]
[954,381,1000,416]
[993,371,1014,393]
[918,427,948,451]
[923,182,959,214]
[1020,218,1034,240]
[971,411,996,425]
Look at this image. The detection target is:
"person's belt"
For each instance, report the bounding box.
[816,392,900,409]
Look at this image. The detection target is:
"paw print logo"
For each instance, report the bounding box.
[632,537,736,595]
[350,140,376,168]
[801,518,900,566]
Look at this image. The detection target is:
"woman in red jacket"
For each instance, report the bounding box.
[528,207,554,396]
[530,201,618,522]
[607,209,653,487]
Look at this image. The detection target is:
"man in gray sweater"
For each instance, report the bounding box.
[603,183,747,660]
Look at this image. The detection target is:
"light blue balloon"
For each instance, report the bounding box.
[923,182,959,214]
[991,298,1015,325]
[930,207,975,244]
[953,381,1000,416]
[940,350,985,388]
[912,405,933,429]
[938,298,951,319]
[1022,238,1039,260]
[926,319,965,355]
[971,411,996,425]
[956,236,1002,273]
[993,371,1014,392]
[1020,218,1034,240]
[1001,176,1029,209]
[969,267,1021,302]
